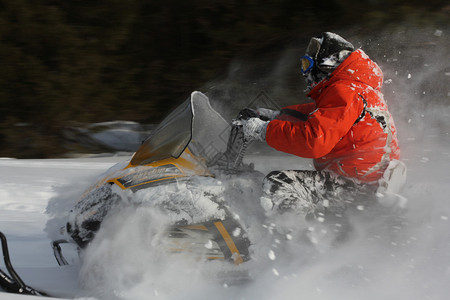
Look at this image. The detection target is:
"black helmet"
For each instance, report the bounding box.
[301,32,355,89]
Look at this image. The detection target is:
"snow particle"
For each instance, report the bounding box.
[204,240,213,249]
[356,205,365,211]
[441,216,448,221]
[260,197,273,212]
[407,74,412,79]
[286,233,292,240]
[272,268,280,276]
[268,250,276,260]
[232,227,241,237]
[420,157,429,163]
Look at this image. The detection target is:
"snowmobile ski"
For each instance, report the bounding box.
[0,232,50,297]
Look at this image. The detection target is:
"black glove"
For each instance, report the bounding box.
[256,108,280,120]
[236,107,279,121]
[237,108,260,120]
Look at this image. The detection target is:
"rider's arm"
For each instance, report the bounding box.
[265,85,364,158]
[281,102,317,115]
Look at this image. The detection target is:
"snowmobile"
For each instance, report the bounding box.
[1,91,261,297]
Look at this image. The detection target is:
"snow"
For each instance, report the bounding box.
[2,125,450,300]
[1,30,450,300]
[0,157,123,299]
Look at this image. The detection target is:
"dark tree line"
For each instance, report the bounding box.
[0,0,448,157]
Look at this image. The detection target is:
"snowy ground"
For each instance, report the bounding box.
[0,156,125,299]
[1,29,449,300]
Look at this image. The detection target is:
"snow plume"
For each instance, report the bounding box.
[78,207,190,299]
[243,27,450,300]
[76,173,265,300]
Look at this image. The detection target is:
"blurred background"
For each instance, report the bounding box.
[0,0,448,158]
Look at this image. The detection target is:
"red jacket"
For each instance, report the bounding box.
[266,49,400,183]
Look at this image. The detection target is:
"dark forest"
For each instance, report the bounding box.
[0,1,448,157]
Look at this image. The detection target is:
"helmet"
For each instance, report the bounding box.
[301,32,355,89]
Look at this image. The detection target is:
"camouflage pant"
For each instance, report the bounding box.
[260,170,376,217]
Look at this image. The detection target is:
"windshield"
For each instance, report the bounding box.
[130,92,229,166]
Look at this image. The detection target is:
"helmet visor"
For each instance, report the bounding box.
[300,56,314,74]
[305,37,321,58]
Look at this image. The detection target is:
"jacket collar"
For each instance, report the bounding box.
[307,49,383,99]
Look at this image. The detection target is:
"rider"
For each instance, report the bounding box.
[238,32,405,221]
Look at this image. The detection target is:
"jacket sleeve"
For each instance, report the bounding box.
[281,102,317,115]
[266,85,364,158]
[276,102,317,122]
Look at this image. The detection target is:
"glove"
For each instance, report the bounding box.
[256,108,280,120]
[233,117,269,141]
[236,108,260,120]
[236,107,279,121]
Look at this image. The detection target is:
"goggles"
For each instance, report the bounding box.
[300,55,314,74]
[300,37,321,74]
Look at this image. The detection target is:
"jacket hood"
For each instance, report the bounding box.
[308,49,383,97]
